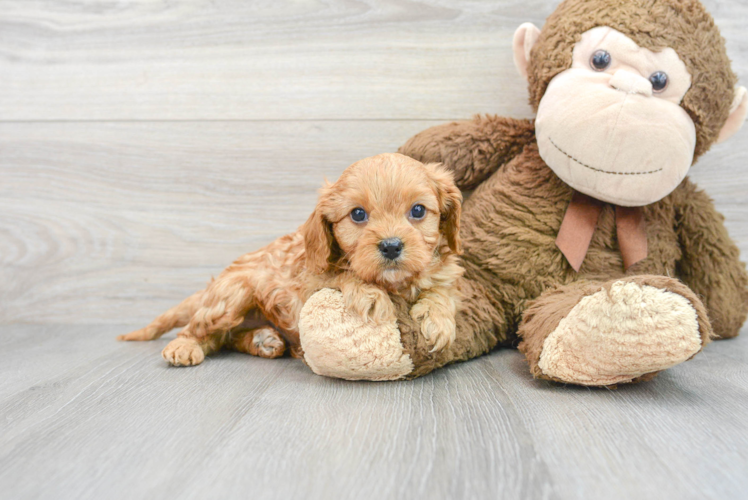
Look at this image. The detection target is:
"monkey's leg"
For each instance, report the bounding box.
[298,277,506,381]
[517,276,712,387]
[117,291,204,341]
[227,326,286,359]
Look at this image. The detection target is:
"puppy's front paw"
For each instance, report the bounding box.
[410,301,456,353]
[345,285,395,325]
[162,337,205,366]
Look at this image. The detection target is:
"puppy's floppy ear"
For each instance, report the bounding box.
[425,163,463,255]
[301,183,336,273]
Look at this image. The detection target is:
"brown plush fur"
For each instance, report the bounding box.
[400,120,747,381]
[119,153,465,364]
[395,0,748,384]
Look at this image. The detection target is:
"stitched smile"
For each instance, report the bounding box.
[549,137,663,176]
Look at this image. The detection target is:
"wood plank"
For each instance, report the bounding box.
[0,120,435,324]
[0,323,746,499]
[488,338,748,499]
[1,2,747,499]
[1,120,746,324]
[1,0,746,121]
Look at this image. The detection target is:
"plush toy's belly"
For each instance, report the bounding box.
[459,143,681,314]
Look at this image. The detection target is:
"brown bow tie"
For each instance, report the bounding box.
[555,191,648,272]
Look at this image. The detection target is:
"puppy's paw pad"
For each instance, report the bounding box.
[162,338,205,366]
[252,328,286,359]
[410,303,456,353]
[409,302,429,323]
[421,316,456,353]
[345,289,395,325]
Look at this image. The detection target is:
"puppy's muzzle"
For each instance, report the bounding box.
[379,238,403,260]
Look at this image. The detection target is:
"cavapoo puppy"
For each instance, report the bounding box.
[119,153,464,366]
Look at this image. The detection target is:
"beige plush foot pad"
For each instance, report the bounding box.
[299,289,414,381]
[538,280,703,386]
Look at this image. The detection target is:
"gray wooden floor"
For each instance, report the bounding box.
[2,324,748,500]
[2,1,748,499]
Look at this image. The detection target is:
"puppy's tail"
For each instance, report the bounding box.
[117,291,204,341]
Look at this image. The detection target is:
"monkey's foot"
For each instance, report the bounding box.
[299,288,414,381]
[518,276,711,386]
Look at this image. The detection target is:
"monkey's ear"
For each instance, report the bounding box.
[513,23,541,81]
[716,86,748,144]
[301,186,336,274]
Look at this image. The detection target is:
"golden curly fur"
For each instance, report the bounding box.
[118,153,464,366]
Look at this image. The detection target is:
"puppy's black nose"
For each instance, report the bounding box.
[379,238,403,260]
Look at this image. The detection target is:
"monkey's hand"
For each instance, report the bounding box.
[675,180,748,339]
[298,289,415,381]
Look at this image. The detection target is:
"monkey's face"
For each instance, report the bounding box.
[534,27,696,207]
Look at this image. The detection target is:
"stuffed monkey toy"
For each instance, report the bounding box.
[299,0,748,386]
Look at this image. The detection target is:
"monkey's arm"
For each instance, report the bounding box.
[398,115,535,191]
[674,181,748,339]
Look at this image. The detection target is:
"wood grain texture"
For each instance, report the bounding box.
[1,1,748,499]
[0,120,436,323]
[0,323,746,500]
[0,0,745,121]
[1,121,746,324]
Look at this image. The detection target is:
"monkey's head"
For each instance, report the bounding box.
[513,0,748,207]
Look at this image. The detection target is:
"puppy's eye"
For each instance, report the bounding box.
[410,204,426,220]
[649,71,669,93]
[350,207,368,223]
[590,50,611,71]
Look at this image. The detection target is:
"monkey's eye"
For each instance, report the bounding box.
[350,207,368,223]
[649,71,669,93]
[590,50,612,71]
[410,204,426,220]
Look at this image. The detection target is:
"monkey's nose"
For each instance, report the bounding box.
[609,69,652,97]
[379,238,403,260]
